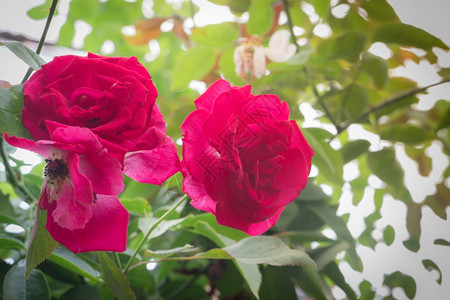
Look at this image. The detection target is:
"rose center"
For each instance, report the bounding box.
[44,158,69,182]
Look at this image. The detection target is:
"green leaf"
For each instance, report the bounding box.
[247,0,274,36]
[434,238,450,246]
[97,252,136,300]
[182,216,259,299]
[372,23,448,50]
[383,225,395,246]
[171,47,217,90]
[0,85,31,138]
[126,264,155,293]
[362,53,389,89]
[181,213,249,242]
[259,266,297,300]
[322,262,357,300]
[297,181,330,202]
[380,124,432,145]
[302,128,344,185]
[218,48,245,85]
[286,49,312,66]
[308,203,361,270]
[27,0,58,20]
[367,148,404,188]
[422,259,442,285]
[0,236,26,250]
[225,236,316,267]
[344,84,370,120]
[294,266,333,300]
[383,271,416,299]
[3,265,50,300]
[191,23,239,48]
[138,216,187,240]
[330,31,366,62]
[0,41,46,70]
[310,241,350,270]
[310,0,330,18]
[0,190,15,219]
[362,0,399,21]
[423,182,450,220]
[119,197,150,216]
[341,139,371,163]
[26,209,58,277]
[48,245,100,282]
[359,280,376,300]
[60,285,101,300]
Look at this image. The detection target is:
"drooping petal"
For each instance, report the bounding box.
[78,151,124,195]
[51,152,94,230]
[46,195,129,253]
[123,129,180,184]
[3,133,59,158]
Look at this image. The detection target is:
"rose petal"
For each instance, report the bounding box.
[181,109,221,183]
[51,152,94,230]
[194,79,231,111]
[78,152,124,195]
[46,122,104,155]
[46,195,129,253]
[3,133,59,158]
[123,130,180,184]
[182,169,216,214]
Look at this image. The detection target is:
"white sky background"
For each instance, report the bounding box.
[1,0,450,299]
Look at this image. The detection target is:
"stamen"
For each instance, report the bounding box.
[44,158,69,182]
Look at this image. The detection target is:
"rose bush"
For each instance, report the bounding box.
[21,53,180,184]
[181,79,314,235]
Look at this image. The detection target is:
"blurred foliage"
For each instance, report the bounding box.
[1,0,450,299]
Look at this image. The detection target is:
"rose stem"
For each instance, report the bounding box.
[21,0,59,83]
[0,138,38,203]
[123,194,188,273]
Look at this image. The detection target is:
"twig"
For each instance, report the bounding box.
[282,0,340,131]
[21,0,59,83]
[335,78,450,136]
[0,138,38,203]
[281,0,299,51]
[123,194,188,273]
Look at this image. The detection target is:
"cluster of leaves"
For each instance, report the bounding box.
[1,0,449,299]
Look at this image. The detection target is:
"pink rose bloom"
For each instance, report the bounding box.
[4,125,128,252]
[181,80,314,235]
[21,53,180,184]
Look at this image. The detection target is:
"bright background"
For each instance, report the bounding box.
[1,0,450,298]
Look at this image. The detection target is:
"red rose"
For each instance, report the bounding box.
[181,80,314,235]
[22,53,180,184]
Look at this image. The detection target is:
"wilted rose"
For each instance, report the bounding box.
[181,79,314,235]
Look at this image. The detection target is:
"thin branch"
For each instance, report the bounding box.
[281,0,340,131]
[281,0,299,52]
[21,0,59,83]
[0,138,38,203]
[337,51,367,124]
[123,194,188,273]
[336,78,450,136]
